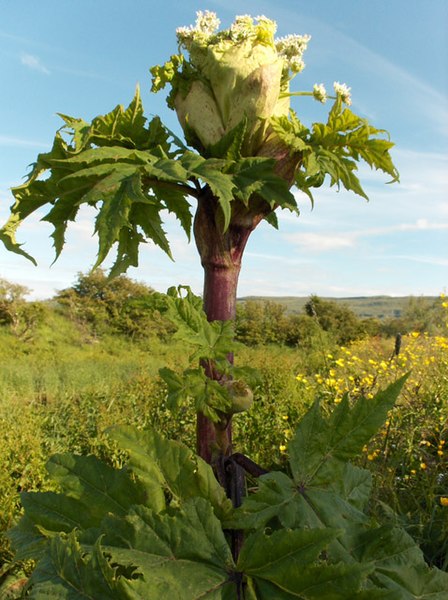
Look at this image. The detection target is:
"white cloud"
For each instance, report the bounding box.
[244,251,314,265]
[20,52,50,74]
[284,218,448,253]
[0,135,48,149]
[383,254,448,267]
[284,232,355,252]
[357,220,448,238]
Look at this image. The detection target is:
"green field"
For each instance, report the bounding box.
[0,282,447,595]
[238,295,439,319]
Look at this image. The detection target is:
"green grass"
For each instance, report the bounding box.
[0,305,447,578]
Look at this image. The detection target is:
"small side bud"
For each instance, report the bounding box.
[224,380,254,414]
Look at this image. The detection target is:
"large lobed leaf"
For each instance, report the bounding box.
[28,500,374,599]
[107,425,233,521]
[9,452,148,562]
[0,88,297,276]
[14,428,364,598]
[227,377,448,597]
[272,97,399,204]
[238,527,375,599]
[29,534,127,599]
[289,376,409,485]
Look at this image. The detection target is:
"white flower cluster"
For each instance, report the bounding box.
[275,33,311,73]
[333,81,352,105]
[255,14,277,36]
[229,14,254,41]
[176,10,220,48]
[229,14,277,42]
[313,83,327,103]
[195,10,221,35]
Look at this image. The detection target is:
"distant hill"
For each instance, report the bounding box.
[237,296,439,320]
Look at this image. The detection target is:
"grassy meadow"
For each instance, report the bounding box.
[1,283,447,591]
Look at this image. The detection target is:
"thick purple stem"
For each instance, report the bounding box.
[193,188,269,463]
[197,265,240,463]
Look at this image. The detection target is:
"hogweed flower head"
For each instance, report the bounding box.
[333,81,352,105]
[230,14,254,41]
[275,33,311,73]
[313,83,327,103]
[176,10,221,49]
[166,13,310,155]
[195,10,220,35]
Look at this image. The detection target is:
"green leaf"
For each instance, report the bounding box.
[46,453,150,518]
[270,113,310,154]
[231,157,297,211]
[0,92,196,275]
[225,471,301,530]
[188,159,236,231]
[0,213,38,265]
[238,527,374,599]
[227,376,448,597]
[32,499,235,599]
[327,464,372,511]
[288,375,408,485]
[29,533,126,599]
[103,498,234,572]
[164,286,236,362]
[0,132,69,264]
[252,575,392,599]
[353,526,448,598]
[107,425,233,521]
[159,367,232,422]
[238,527,339,575]
[206,118,247,160]
[8,491,97,562]
[57,113,91,151]
[107,225,144,278]
[263,210,279,228]
[150,54,184,93]
[293,97,399,200]
[92,178,136,269]
[153,185,192,240]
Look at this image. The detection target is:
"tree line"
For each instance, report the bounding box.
[0,272,445,346]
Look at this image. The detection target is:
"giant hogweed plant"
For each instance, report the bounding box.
[2,10,447,598]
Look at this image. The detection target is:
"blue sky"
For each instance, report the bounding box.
[1,0,447,300]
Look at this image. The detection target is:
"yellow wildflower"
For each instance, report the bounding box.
[440,497,448,507]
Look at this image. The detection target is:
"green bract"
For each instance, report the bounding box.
[150,12,310,157]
